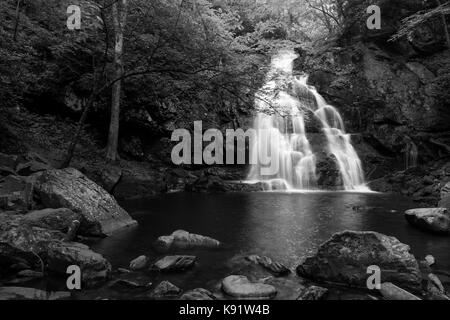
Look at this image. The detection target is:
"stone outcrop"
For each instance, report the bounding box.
[296,231,422,292]
[405,208,450,235]
[34,168,137,236]
[0,214,111,286]
[154,230,221,253]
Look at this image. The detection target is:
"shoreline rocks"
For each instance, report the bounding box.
[405,208,450,235]
[296,231,422,292]
[34,168,137,236]
[154,230,221,253]
[151,255,196,272]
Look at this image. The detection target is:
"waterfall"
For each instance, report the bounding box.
[247,50,369,192]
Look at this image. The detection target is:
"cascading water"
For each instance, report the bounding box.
[247,50,370,192]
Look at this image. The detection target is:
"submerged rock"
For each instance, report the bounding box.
[154,230,221,252]
[45,241,111,286]
[34,168,137,236]
[246,255,290,276]
[296,231,422,292]
[221,275,277,299]
[405,208,450,235]
[129,255,149,271]
[379,282,421,300]
[297,285,328,300]
[149,281,182,298]
[0,287,70,300]
[151,255,196,272]
[180,288,216,300]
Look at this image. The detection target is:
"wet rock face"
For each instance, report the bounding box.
[405,208,450,235]
[154,230,221,253]
[149,281,182,298]
[296,231,422,292]
[0,214,111,286]
[34,168,137,236]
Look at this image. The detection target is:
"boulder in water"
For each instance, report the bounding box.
[151,255,196,272]
[129,255,149,271]
[154,230,221,252]
[297,285,328,300]
[221,275,277,299]
[246,255,290,276]
[149,281,182,298]
[296,231,421,292]
[404,208,450,235]
[34,168,137,236]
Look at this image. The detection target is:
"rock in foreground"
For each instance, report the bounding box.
[154,230,221,252]
[150,281,182,298]
[296,231,421,292]
[222,275,277,299]
[34,168,137,236]
[405,208,450,235]
[246,255,290,276]
[0,214,111,286]
[151,255,196,272]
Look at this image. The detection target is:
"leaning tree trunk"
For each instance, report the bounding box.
[436,0,450,49]
[13,0,22,41]
[106,0,128,161]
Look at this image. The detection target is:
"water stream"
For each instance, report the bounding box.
[247,50,369,192]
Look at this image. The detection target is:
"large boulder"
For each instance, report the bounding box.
[0,214,111,286]
[22,208,84,233]
[296,231,422,292]
[405,208,450,235]
[154,230,221,253]
[221,275,277,299]
[45,241,111,286]
[34,168,137,236]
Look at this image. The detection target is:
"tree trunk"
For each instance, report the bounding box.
[436,0,450,49]
[13,0,22,41]
[106,0,127,161]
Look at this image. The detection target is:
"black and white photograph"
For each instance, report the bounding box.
[0,0,449,312]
